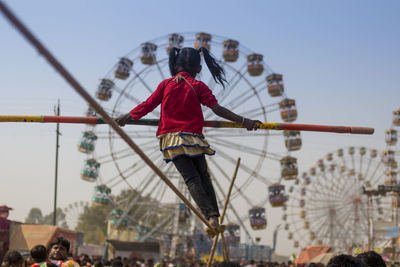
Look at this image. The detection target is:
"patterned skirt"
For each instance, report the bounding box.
[158,132,215,163]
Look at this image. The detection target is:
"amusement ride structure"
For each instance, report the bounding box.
[283,146,394,252]
[76,32,301,253]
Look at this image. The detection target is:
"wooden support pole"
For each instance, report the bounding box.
[0,0,214,230]
[207,158,241,267]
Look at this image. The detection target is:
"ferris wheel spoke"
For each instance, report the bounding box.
[131,69,157,95]
[100,146,155,165]
[155,61,166,81]
[208,157,253,206]
[367,161,384,187]
[138,212,175,241]
[214,62,249,103]
[109,155,163,188]
[208,136,271,158]
[218,82,265,112]
[106,130,158,139]
[113,86,143,106]
[215,149,272,186]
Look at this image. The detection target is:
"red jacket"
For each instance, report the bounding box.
[130,72,218,136]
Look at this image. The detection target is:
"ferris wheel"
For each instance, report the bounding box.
[282,146,392,252]
[384,108,400,183]
[77,32,301,244]
[63,201,89,230]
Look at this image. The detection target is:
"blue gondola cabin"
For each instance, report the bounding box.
[224,224,240,243]
[109,209,128,230]
[92,185,111,206]
[78,131,98,154]
[81,159,100,182]
[269,184,287,207]
[249,207,267,230]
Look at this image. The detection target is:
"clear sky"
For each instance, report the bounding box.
[1,0,399,256]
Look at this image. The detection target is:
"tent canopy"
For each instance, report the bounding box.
[295,245,331,264]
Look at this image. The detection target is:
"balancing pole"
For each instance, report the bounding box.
[207,158,241,267]
[0,1,214,231]
[0,115,375,135]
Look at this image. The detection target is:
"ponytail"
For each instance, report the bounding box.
[169,47,180,76]
[199,47,227,88]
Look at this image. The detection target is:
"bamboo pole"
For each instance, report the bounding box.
[207,158,241,267]
[0,115,375,135]
[0,1,214,230]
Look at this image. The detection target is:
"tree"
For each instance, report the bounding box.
[25,208,44,224]
[75,205,111,245]
[42,208,68,228]
[25,207,68,228]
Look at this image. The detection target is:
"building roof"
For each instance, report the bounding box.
[107,239,160,252]
[9,224,77,251]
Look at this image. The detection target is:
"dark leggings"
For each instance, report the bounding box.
[173,155,220,220]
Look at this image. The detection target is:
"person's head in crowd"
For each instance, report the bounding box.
[93,261,103,267]
[308,263,318,267]
[48,237,70,261]
[327,254,366,267]
[356,251,386,267]
[111,260,123,267]
[30,245,47,264]
[145,260,153,267]
[214,262,240,267]
[3,250,24,267]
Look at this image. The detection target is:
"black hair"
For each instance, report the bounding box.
[48,236,70,252]
[214,262,240,267]
[30,245,47,263]
[111,260,123,267]
[356,251,386,267]
[169,47,227,88]
[327,254,366,267]
[3,250,24,267]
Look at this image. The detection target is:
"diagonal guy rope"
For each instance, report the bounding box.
[0,0,214,230]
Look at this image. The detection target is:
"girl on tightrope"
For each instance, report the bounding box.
[115,47,260,233]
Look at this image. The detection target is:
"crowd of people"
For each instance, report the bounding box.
[0,236,390,267]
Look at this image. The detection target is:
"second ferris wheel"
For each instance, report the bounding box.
[77,32,301,243]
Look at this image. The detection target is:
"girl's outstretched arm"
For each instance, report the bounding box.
[211,104,260,130]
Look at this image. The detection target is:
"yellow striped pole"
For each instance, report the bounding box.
[0,115,374,135]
